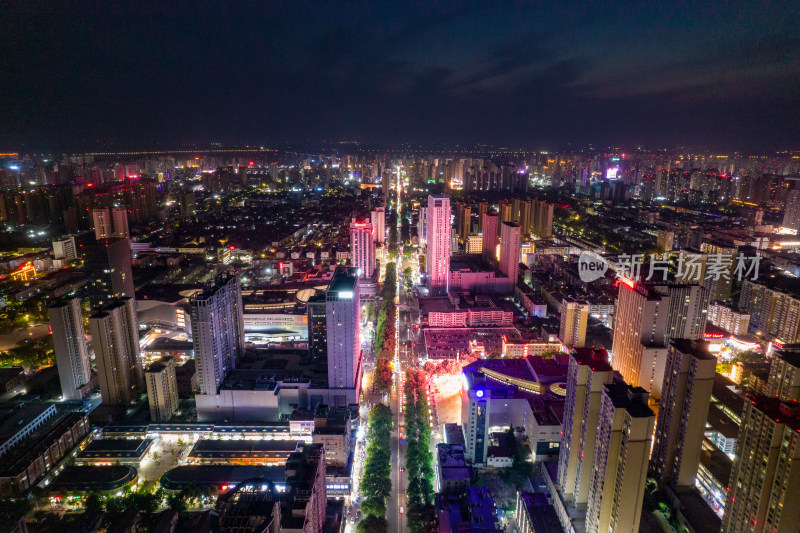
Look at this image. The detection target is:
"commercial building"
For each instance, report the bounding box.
[307,294,328,369]
[313,266,363,397]
[722,396,800,533]
[190,273,245,396]
[0,412,91,496]
[426,195,451,295]
[650,339,716,490]
[349,217,375,279]
[145,357,179,422]
[46,465,138,496]
[584,383,654,533]
[48,297,92,401]
[461,357,566,465]
[75,438,153,466]
[740,280,800,344]
[90,297,143,406]
[186,439,302,465]
[83,238,135,308]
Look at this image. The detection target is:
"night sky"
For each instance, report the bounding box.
[1,1,798,152]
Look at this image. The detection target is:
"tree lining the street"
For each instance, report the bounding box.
[359,403,393,533]
[373,261,396,392]
[404,368,437,532]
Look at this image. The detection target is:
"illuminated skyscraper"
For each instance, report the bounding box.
[765,346,800,401]
[48,297,91,401]
[426,195,451,296]
[324,267,361,395]
[190,274,245,396]
[349,217,375,279]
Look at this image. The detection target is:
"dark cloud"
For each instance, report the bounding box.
[0,1,797,151]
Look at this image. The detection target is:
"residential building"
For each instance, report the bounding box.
[90,298,143,406]
[48,297,91,401]
[371,207,385,244]
[765,346,800,401]
[585,383,654,533]
[557,347,616,505]
[499,222,521,285]
[52,235,77,261]
[707,302,751,335]
[611,279,708,397]
[722,396,800,533]
[83,238,135,308]
[145,357,179,422]
[650,339,716,489]
[482,212,498,261]
[740,280,800,344]
[190,273,245,396]
[111,206,129,238]
[92,208,113,240]
[559,298,589,348]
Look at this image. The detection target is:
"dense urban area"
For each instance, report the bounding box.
[0,147,797,533]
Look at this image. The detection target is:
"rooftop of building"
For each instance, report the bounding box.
[711,374,744,415]
[144,338,194,353]
[0,367,23,384]
[47,465,137,493]
[775,345,800,368]
[706,405,739,438]
[145,357,174,373]
[79,438,153,454]
[0,402,54,443]
[189,439,301,456]
[603,383,654,418]
[569,346,613,372]
[670,339,716,360]
[748,395,800,432]
[327,266,358,294]
[518,490,565,533]
[160,465,286,490]
[443,423,466,447]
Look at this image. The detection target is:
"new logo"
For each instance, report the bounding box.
[578,251,608,282]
